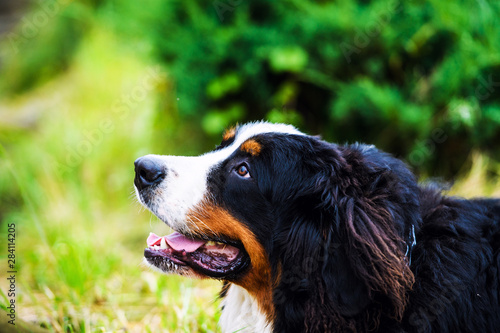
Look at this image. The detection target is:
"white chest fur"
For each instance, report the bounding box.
[219,284,272,333]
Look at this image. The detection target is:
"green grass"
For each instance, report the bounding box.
[0,28,221,332]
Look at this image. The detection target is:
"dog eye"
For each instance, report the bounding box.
[235,164,251,178]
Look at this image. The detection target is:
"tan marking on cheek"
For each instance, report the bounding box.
[222,126,237,141]
[240,139,262,156]
[187,201,274,322]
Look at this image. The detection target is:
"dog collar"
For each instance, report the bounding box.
[405,224,417,266]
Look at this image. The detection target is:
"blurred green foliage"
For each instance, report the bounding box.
[153,0,500,177]
[0,25,221,330]
[3,0,500,177]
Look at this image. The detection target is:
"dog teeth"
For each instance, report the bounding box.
[160,237,168,249]
[206,241,225,246]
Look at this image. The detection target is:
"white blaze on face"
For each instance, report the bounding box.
[135,122,305,232]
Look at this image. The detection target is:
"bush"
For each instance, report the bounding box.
[2,0,500,177]
[150,0,500,177]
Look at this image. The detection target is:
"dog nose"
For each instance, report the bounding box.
[134,156,166,189]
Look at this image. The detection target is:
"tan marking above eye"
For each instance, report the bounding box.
[240,139,262,156]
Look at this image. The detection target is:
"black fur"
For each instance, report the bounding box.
[209,132,500,332]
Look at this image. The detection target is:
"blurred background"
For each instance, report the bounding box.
[0,0,499,332]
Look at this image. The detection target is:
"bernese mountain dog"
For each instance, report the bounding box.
[134,122,500,333]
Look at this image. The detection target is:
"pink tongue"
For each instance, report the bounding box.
[147,233,162,246]
[166,232,206,251]
[147,232,205,252]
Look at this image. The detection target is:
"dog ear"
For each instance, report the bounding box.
[272,216,372,332]
[316,144,418,321]
[319,227,371,317]
[296,145,420,319]
[271,140,419,331]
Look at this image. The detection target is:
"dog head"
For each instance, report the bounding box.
[135,122,419,330]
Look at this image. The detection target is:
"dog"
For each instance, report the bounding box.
[134,122,500,332]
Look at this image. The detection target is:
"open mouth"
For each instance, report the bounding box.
[144,232,250,279]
